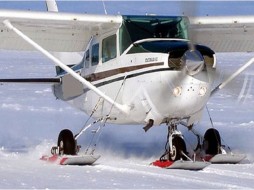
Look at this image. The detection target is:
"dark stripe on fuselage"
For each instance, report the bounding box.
[84,62,164,82]
[82,67,173,93]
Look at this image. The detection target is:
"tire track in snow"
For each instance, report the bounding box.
[95,160,253,189]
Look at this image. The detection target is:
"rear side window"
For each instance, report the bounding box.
[91,44,99,66]
[85,50,90,68]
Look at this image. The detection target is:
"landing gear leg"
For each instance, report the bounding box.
[152,123,210,170]
[160,124,188,161]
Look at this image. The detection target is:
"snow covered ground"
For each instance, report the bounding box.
[0,51,253,189]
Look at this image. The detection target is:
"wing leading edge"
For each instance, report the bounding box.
[1,10,254,53]
[189,16,254,52]
[0,10,122,52]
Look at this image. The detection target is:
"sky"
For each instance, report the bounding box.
[0,1,253,16]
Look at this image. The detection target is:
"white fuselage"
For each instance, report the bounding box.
[65,51,215,126]
[52,15,217,127]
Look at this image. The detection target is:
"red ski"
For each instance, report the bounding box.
[152,159,210,170]
[40,154,100,165]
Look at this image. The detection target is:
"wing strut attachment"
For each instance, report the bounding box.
[3,20,129,114]
[211,57,254,95]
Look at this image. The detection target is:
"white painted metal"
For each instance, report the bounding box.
[0,10,122,52]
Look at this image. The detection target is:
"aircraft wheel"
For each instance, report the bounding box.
[170,136,187,161]
[57,129,76,155]
[203,128,222,155]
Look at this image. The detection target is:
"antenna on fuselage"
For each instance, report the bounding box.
[102,0,108,15]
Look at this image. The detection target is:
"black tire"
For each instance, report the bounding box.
[57,129,76,155]
[203,128,221,155]
[170,136,187,161]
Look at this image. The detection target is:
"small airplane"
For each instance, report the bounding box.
[0,0,252,168]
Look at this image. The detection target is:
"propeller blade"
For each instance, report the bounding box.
[180,1,199,50]
[179,2,206,76]
[180,1,198,17]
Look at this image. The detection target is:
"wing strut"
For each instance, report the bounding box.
[3,19,129,114]
[211,57,254,95]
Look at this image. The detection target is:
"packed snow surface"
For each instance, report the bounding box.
[0,51,253,189]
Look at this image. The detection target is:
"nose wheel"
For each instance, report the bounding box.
[170,136,187,161]
[152,123,210,170]
[159,124,188,162]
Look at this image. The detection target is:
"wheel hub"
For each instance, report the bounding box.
[170,145,177,161]
[59,140,64,155]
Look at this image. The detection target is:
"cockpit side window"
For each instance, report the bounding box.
[102,34,116,63]
[91,43,99,66]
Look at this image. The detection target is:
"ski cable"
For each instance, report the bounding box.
[85,116,107,155]
[89,76,127,154]
[75,97,103,140]
[206,105,215,128]
[74,97,104,155]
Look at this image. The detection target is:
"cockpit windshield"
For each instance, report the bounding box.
[119,15,189,54]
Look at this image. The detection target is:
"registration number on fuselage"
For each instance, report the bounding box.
[145,57,158,62]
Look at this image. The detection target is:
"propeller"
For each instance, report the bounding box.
[180,2,254,99]
[179,2,206,77]
[180,1,198,49]
[180,1,198,17]
[181,49,205,76]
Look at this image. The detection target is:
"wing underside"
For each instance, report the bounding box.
[189,16,254,52]
[0,10,122,52]
[0,10,254,53]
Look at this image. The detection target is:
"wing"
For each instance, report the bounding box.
[189,16,254,52]
[0,10,122,52]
